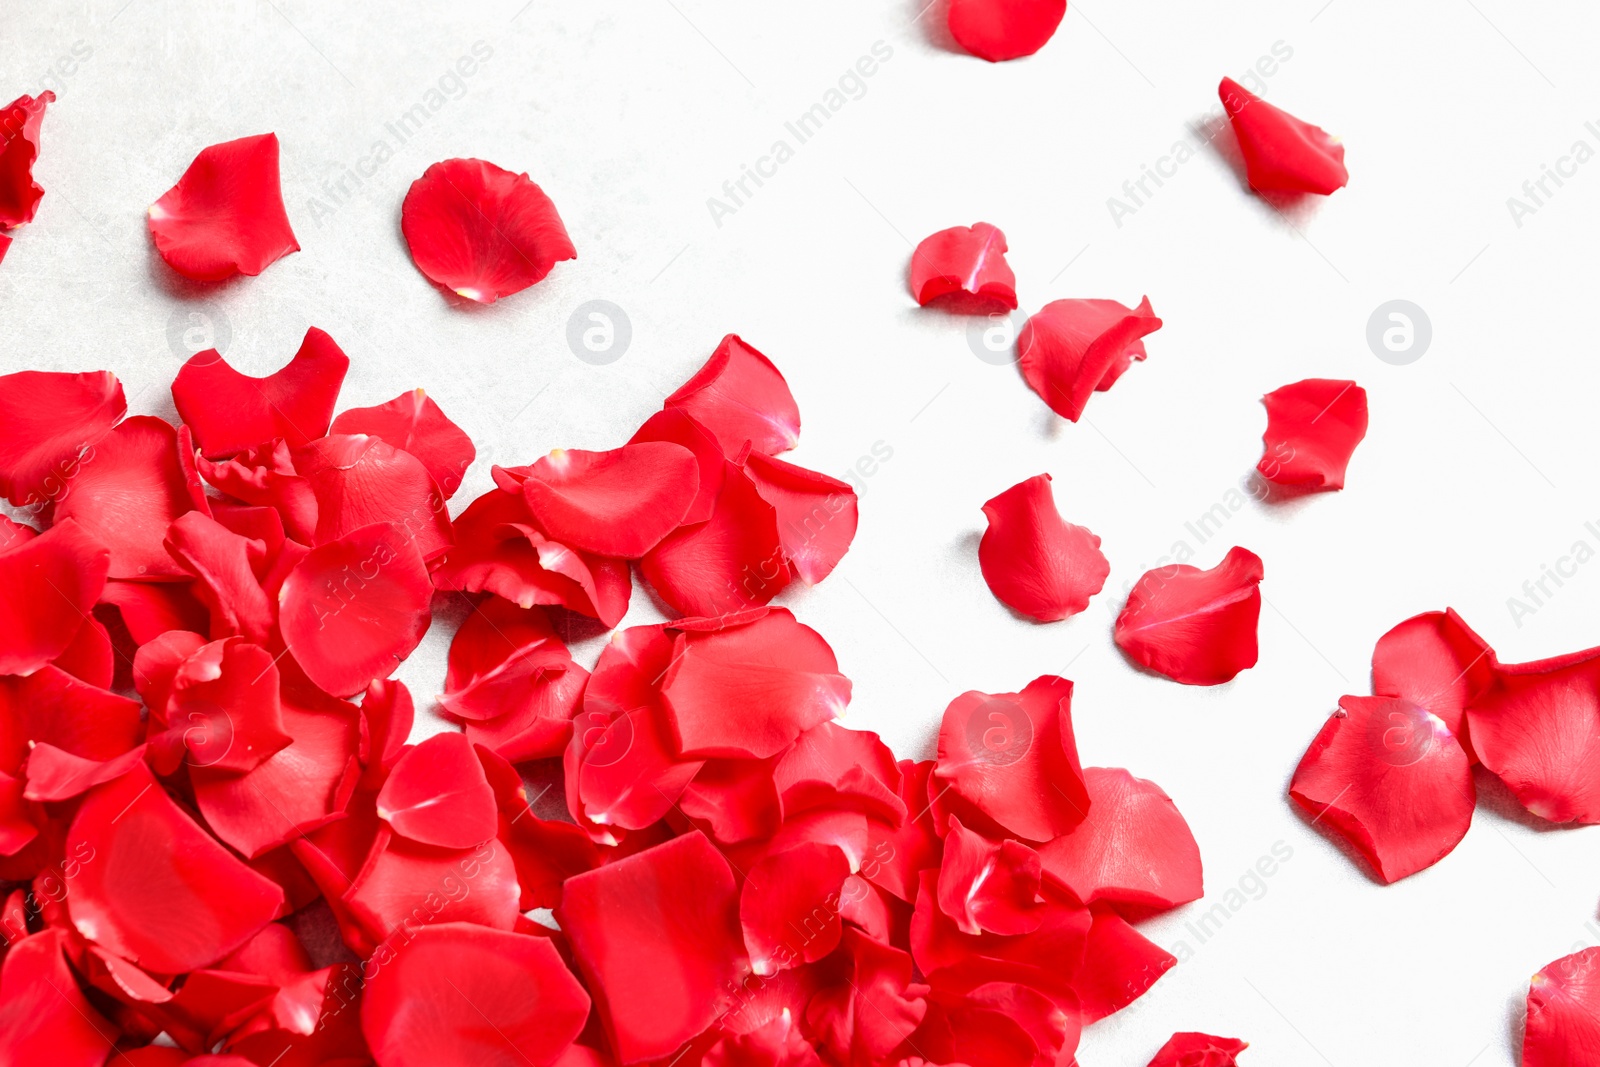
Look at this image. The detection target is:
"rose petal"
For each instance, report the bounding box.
[278,522,433,698]
[947,0,1066,61]
[0,929,116,1066]
[23,743,147,802]
[741,840,851,974]
[808,928,929,1067]
[196,440,319,544]
[0,519,110,675]
[0,666,142,768]
[1467,647,1600,824]
[677,756,782,845]
[401,158,575,303]
[937,818,1045,936]
[99,579,209,645]
[1147,1032,1249,1067]
[1220,77,1348,196]
[375,733,498,849]
[1070,906,1176,1022]
[864,759,942,903]
[665,334,801,458]
[1114,546,1264,686]
[979,473,1109,622]
[1017,298,1162,421]
[166,638,293,774]
[915,981,1078,1067]
[360,678,414,787]
[774,721,906,827]
[330,388,476,499]
[628,407,726,525]
[1257,379,1368,491]
[520,442,700,559]
[439,599,581,760]
[0,93,53,227]
[0,368,125,508]
[163,512,274,645]
[148,133,299,280]
[743,451,858,585]
[173,327,349,459]
[1525,948,1600,1067]
[293,433,452,560]
[343,832,520,951]
[1371,609,1493,741]
[909,223,1018,310]
[641,459,790,617]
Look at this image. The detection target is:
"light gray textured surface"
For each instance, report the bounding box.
[5,1,1600,1063]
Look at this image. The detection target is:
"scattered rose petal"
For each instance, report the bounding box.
[979,473,1109,622]
[665,334,801,458]
[1371,609,1493,744]
[0,519,110,676]
[909,223,1018,309]
[1070,906,1176,1021]
[1220,77,1348,196]
[937,818,1045,936]
[1467,647,1600,824]
[330,389,476,498]
[294,433,453,560]
[520,442,700,558]
[0,368,125,507]
[148,133,300,280]
[1525,948,1600,1067]
[0,92,54,228]
[0,929,116,1066]
[1115,546,1263,686]
[741,841,851,974]
[744,450,858,585]
[641,459,789,617]
[1147,1032,1249,1067]
[947,0,1066,61]
[173,327,349,459]
[376,733,498,849]
[1257,379,1368,491]
[1017,298,1162,421]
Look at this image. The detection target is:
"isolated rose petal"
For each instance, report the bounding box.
[665,334,801,457]
[173,327,349,458]
[1039,767,1203,911]
[1017,298,1162,421]
[0,92,54,228]
[294,433,452,560]
[0,368,125,508]
[937,819,1045,936]
[661,608,851,758]
[1467,648,1600,824]
[979,473,1109,622]
[1071,907,1176,1022]
[1525,948,1600,1067]
[148,133,299,280]
[1115,546,1263,686]
[933,674,1089,842]
[947,0,1066,61]
[361,923,590,1067]
[278,522,432,697]
[375,733,498,849]
[66,765,285,973]
[401,157,575,302]
[1147,1032,1249,1067]
[1371,609,1493,741]
[909,222,1018,309]
[0,520,110,677]
[741,841,851,974]
[520,442,699,558]
[556,831,748,1063]
[1220,77,1348,196]
[1257,379,1368,491]
[330,388,475,498]
[641,460,790,617]
[744,451,858,585]
[0,929,116,1067]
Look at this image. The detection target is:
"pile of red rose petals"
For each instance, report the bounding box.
[0,91,55,258]
[1291,608,1600,884]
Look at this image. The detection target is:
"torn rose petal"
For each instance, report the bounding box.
[1525,948,1600,1067]
[979,473,1109,622]
[1220,77,1348,196]
[947,0,1066,62]
[1017,298,1162,421]
[173,327,349,459]
[0,368,125,507]
[665,334,801,458]
[329,388,475,498]
[1257,379,1368,491]
[0,92,54,229]
[1147,1032,1249,1067]
[148,133,300,280]
[909,223,1018,310]
[401,158,575,303]
[1115,546,1263,686]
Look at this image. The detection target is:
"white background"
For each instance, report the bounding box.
[4,1,1600,1064]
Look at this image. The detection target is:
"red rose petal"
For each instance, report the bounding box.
[916,981,1078,1067]
[401,157,576,303]
[628,407,726,525]
[947,0,1066,61]
[744,450,859,585]
[677,756,782,845]
[22,743,147,802]
[361,922,590,1067]
[979,473,1109,622]
[1114,546,1264,686]
[99,578,210,645]
[1219,77,1348,196]
[0,519,110,675]
[344,832,520,950]
[0,929,116,1066]
[294,433,452,560]
[933,674,1089,842]
[1071,906,1176,1022]
[555,831,748,1063]
[0,368,125,508]
[330,389,476,499]
[937,818,1045,936]
[520,442,700,558]
[661,608,851,759]
[807,928,929,1067]
[148,133,298,280]
[196,440,319,544]
[864,759,942,902]
[909,223,1018,310]
[1372,610,1494,741]
[360,678,414,786]
[66,764,286,973]
[1467,647,1600,824]
[1525,948,1600,1067]
[166,638,293,774]
[0,666,142,767]
[440,599,581,761]
[741,840,851,974]
[376,733,498,849]
[0,93,54,228]
[665,334,801,458]
[1257,379,1368,491]
[1147,1032,1249,1067]
[162,511,274,644]
[278,522,433,697]
[1017,298,1162,421]
[641,459,790,617]
[774,721,906,826]
[173,327,349,459]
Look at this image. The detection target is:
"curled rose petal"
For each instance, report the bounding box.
[1291,695,1473,882]
[641,459,789,618]
[775,721,905,826]
[0,368,125,508]
[0,928,116,1066]
[937,818,1045,936]
[1466,647,1600,824]
[148,133,300,280]
[947,0,1065,61]
[1017,298,1162,421]
[162,511,274,644]
[1114,546,1263,686]
[278,522,433,698]
[401,157,575,303]
[196,439,318,544]
[744,451,858,585]
[1070,906,1176,1022]
[361,923,590,1067]
[165,638,293,774]
[909,223,1018,310]
[173,327,350,459]
[665,334,801,458]
[439,599,578,757]
[1525,948,1600,1067]
[741,841,851,974]
[1220,77,1348,196]
[661,608,851,759]
[0,92,54,228]
[555,831,748,1063]
[65,764,285,973]
[330,388,475,498]
[376,733,498,849]
[293,433,452,561]
[1147,1032,1249,1067]
[0,519,110,676]
[520,442,700,559]
[1257,379,1368,491]
[979,473,1109,622]
[1039,766,1203,911]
